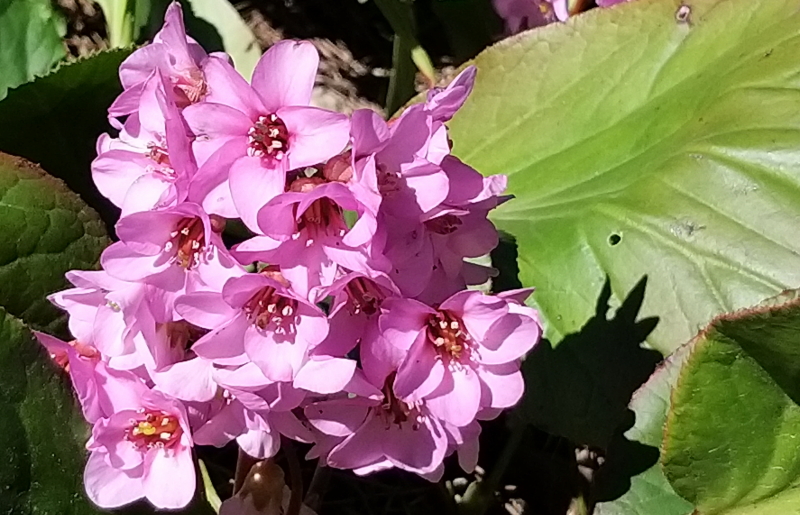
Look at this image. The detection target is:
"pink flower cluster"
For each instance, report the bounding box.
[37,3,541,510]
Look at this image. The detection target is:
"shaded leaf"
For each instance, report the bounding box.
[186,0,261,77]
[447,0,800,354]
[0,49,132,230]
[0,0,66,100]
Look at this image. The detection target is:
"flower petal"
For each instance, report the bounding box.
[251,40,319,111]
[84,452,144,508]
[293,357,356,394]
[229,156,287,232]
[279,106,350,170]
[143,448,196,509]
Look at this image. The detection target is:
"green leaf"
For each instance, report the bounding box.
[447,0,800,354]
[593,343,694,515]
[185,0,261,78]
[0,307,94,513]
[0,153,109,331]
[661,293,800,514]
[0,48,133,229]
[0,0,66,101]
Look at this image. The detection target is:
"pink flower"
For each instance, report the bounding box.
[232,178,378,297]
[94,73,196,216]
[109,2,218,118]
[491,0,568,33]
[182,41,350,224]
[305,370,449,478]
[314,271,398,362]
[59,357,196,509]
[350,108,450,220]
[35,332,103,421]
[423,66,477,124]
[101,202,236,292]
[381,289,541,427]
[177,272,341,385]
[193,364,312,458]
[48,270,136,349]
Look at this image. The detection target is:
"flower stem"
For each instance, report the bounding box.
[284,439,304,515]
[304,461,331,512]
[234,447,259,495]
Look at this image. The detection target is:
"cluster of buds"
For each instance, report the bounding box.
[37,3,541,509]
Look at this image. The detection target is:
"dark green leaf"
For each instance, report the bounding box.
[0,153,109,331]
[0,307,94,514]
[0,49,133,229]
[662,293,800,514]
[0,0,66,100]
[429,0,502,62]
[447,0,800,354]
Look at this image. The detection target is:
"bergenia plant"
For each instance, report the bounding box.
[35,2,541,511]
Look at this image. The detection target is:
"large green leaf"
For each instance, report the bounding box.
[0,155,107,513]
[0,153,109,331]
[593,342,694,515]
[661,293,800,514]
[447,0,800,354]
[0,48,132,229]
[0,0,66,100]
[0,307,95,514]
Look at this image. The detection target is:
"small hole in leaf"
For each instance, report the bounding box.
[608,233,622,246]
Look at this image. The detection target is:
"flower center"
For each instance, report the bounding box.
[426,310,470,360]
[166,217,206,269]
[247,114,290,160]
[289,177,347,241]
[146,143,175,179]
[171,69,207,107]
[345,277,384,316]
[424,214,463,235]
[125,409,182,450]
[244,286,298,331]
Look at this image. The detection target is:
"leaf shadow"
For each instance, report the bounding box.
[515,275,662,450]
[490,236,664,509]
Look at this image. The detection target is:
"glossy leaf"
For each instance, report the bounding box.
[0,48,133,229]
[447,0,800,354]
[0,153,109,331]
[661,293,800,514]
[0,0,66,100]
